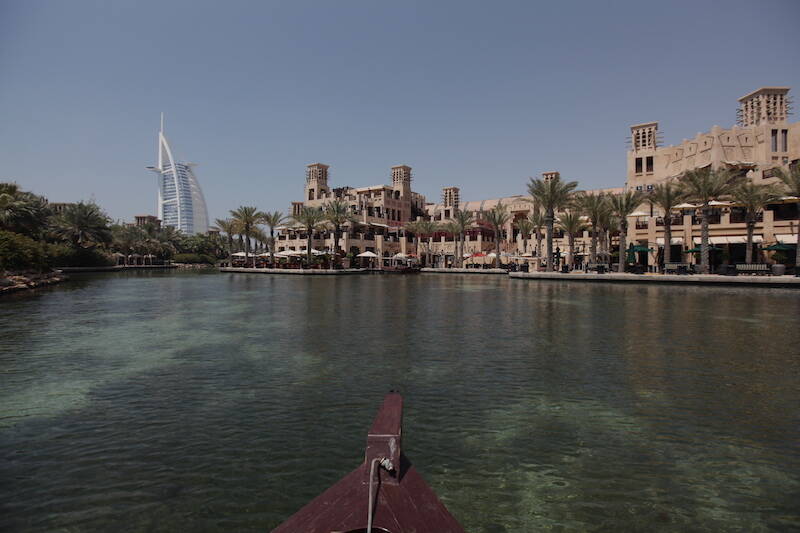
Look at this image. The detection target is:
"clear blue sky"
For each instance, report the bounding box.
[2,0,799,224]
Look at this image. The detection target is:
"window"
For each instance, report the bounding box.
[771,129,778,152]
[646,156,654,173]
[646,184,654,191]
[635,185,643,191]
[781,130,788,152]
[635,157,643,174]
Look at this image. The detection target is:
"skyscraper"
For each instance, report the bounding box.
[146,114,209,234]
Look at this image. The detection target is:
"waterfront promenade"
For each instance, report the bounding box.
[509,271,800,287]
[220,267,367,275]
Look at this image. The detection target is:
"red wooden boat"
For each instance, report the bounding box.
[272,393,465,533]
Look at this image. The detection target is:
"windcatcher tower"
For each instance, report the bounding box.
[305,163,329,201]
[737,87,791,126]
[392,165,412,198]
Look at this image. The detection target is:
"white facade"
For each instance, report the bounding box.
[146,115,209,234]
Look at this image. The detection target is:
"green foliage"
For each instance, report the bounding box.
[0,182,52,238]
[0,230,47,271]
[51,201,112,248]
[173,253,216,264]
[45,243,114,267]
[772,251,789,264]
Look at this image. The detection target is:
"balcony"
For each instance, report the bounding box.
[692,214,721,225]
[729,210,763,224]
[635,220,649,230]
[655,216,683,227]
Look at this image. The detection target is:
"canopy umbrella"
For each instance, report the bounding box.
[763,243,793,251]
[708,200,731,206]
[628,211,649,217]
[674,203,698,209]
[462,253,472,258]
[392,253,408,259]
[356,251,378,258]
[231,251,248,257]
[486,252,497,258]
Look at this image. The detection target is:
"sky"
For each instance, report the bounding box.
[1,0,799,224]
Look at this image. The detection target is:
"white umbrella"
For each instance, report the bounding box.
[708,200,731,206]
[629,211,649,217]
[393,253,408,259]
[356,251,378,258]
[232,251,248,257]
[275,250,293,257]
[310,249,326,256]
[674,203,698,209]
[462,253,473,258]
[487,252,497,258]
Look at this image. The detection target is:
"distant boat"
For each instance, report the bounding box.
[272,393,465,533]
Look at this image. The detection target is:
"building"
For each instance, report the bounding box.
[134,215,160,229]
[276,163,427,258]
[626,87,799,265]
[146,114,209,235]
[48,202,75,215]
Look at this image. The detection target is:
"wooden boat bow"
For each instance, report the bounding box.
[272,393,465,533]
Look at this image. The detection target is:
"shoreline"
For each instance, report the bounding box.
[509,271,800,287]
[220,267,368,275]
[0,271,68,295]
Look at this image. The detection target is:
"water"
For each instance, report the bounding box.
[1,271,799,532]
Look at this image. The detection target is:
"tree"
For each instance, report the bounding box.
[678,168,739,273]
[557,211,586,270]
[213,218,237,265]
[574,192,608,266]
[414,220,440,267]
[528,208,544,260]
[292,207,326,265]
[515,217,534,256]
[609,190,646,272]
[527,176,578,271]
[261,211,285,266]
[483,202,511,267]
[451,209,475,267]
[323,200,356,267]
[0,182,52,238]
[773,166,800,272]
[441,220,462,268]
[230,206,265,267]
[730,182,781,264]
[111,224,145,265]
[51,201,112,249]
[649,183,684,266]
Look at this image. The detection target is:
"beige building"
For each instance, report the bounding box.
[626,87,799,266]
[277,163,426,259]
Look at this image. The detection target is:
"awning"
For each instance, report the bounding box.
[656,237,684,245]
[693,235,763,244]
[775,234,798,244]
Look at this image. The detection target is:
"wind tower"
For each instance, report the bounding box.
[392,165,412,198]
[305,163,329,201]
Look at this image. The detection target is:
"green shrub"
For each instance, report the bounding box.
[0,230,47,271]
[46,244,114,267]
[173,253,216,264]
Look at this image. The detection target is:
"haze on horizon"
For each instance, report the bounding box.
[1,0,799,224]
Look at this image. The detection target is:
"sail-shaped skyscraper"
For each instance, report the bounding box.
[146,114,209,234]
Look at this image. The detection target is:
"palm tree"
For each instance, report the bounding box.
[251,227,268,255]
[527,176,578,271]
[773,166,800,272]
[214,218,238,266]
[528,208,545,260]
[452,210,475,267]
[323,200,356,266]
[51,201,112,248]
[111,225,145,265]
[0,182,52,238]
[515,218,534,256]
[292,206,326,265]
[230,206,265,267]
[730,182,782,264]
[557,211,586,270]
[261,211,285,266]
[574,192,608,266]
[416,220,440,267]
[609,190,646,272]
[483,202,511,266]
[678,168,739,273]
[441,220,462,268]
[649,183,684,266]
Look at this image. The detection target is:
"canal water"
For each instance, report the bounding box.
[1,271,799,532]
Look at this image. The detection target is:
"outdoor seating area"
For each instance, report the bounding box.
[735,263,770,275]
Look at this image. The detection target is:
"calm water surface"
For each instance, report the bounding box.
[1,271,799,532]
